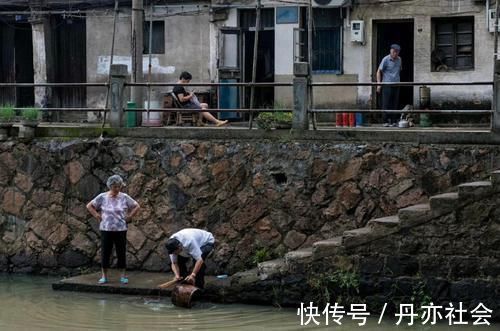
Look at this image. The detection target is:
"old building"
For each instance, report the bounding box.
[0,0,495,122]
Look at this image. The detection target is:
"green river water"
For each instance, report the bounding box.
[0,275,495,330]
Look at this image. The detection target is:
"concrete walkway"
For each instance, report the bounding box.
[52,271,229,297]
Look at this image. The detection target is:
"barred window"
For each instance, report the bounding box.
[432,17,474,71]
[312,8,342,73]
[144,21,165,54]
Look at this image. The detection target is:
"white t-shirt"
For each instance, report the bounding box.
[169,228,215,262]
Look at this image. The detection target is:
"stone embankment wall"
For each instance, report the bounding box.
[0,138,498,275]
[228,177,500,320]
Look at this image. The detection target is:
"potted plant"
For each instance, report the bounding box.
[0,105,16,140]
[256,110,293,130]
[19,108,41,140]
[21,108,41,127]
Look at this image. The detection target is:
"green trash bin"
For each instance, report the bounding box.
[126,101,136,128]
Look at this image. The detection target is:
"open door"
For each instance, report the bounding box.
[373,20,414,111]
[218,27,241,120]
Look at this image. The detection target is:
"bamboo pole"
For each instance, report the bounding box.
[248,0,261,129]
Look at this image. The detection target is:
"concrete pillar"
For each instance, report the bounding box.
[30,14,52,112]
[292,62,310,130]
[494,60,500,133]
[110,65,127,127]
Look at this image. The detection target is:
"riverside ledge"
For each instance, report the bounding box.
[26,124,500,145]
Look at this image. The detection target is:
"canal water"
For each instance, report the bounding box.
[0,274,494,330]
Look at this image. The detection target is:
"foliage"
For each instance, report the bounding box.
[22,108,40,121]
[256,102,293,130]
[308,270,360,307]
[0,105,16,122]
[252,247,271,266]
[411,281,432,319]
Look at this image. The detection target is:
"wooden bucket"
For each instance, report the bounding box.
[171,284,200,308]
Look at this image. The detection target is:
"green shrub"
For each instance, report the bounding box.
[0,105,16,122]
[256,101,293,130]
[308,270,360,307]
[22,108,40,121]
[252,247,271,265]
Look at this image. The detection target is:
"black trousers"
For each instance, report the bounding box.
[382,86,400,123]
[177,243,214,289]
[100,231,127,269]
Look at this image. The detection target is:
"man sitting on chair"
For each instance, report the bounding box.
[173,71,228,127]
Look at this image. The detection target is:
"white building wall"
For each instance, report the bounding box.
[347,0,493,108]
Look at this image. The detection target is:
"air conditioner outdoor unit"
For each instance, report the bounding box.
[312,0,351,7]
[489,9,500,32]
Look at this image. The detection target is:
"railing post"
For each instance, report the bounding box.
[494,60,500,132]
[110,64,127,128]
[292,62,310,130]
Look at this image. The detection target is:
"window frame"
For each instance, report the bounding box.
[311,7,343,74]
[143,20,165,55]
[432,16,474,72]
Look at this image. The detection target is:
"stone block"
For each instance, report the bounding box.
[312,236,343,259]
[342,226,377,248]
[458,181,493,200]
[429,192,459,215]
[257,258,287,280]
[367,215,400,236]
[398,203,433,228]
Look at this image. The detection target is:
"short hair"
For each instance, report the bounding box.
[179,71,192,80]
[106,175,125,189]
[166,238,181,254]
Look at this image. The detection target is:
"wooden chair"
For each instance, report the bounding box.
[166,91,201,126]
[162,93,177,126]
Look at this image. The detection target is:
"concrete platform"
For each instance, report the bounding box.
[27,123,499,145]
[52,271,229,297]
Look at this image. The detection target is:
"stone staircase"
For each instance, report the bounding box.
[254,170,500,281]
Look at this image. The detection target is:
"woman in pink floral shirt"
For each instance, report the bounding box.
[87,175,140,284]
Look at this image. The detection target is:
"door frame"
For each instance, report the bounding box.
[371,19,414,110]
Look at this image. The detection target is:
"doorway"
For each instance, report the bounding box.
[240,8,275,110]
[0,21,34,107]
[373,20,414,111]
[242,29,275,109]
[51,15,87,121]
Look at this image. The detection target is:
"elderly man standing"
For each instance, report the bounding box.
[377,44,402,127]
[164,228,215,289]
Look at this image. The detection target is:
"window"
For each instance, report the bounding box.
[312,8,342,73]
[143,21,165,54]
[432,17,474,71]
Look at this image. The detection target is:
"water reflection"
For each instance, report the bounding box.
[0,274,494,330]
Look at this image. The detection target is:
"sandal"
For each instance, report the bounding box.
[120,277,129,284]
[98,277,108,284]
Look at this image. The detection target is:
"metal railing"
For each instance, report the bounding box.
[0,74,496,132]
[307,80,494,130]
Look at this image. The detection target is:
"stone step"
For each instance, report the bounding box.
[284,247,313,266]
[398,203,433,228]
[342,226,376,248]
[367,215,400,236]
[312,236,343,259]
[458,181,493,200]
[257,258,287,280]
[429,192,459,215]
